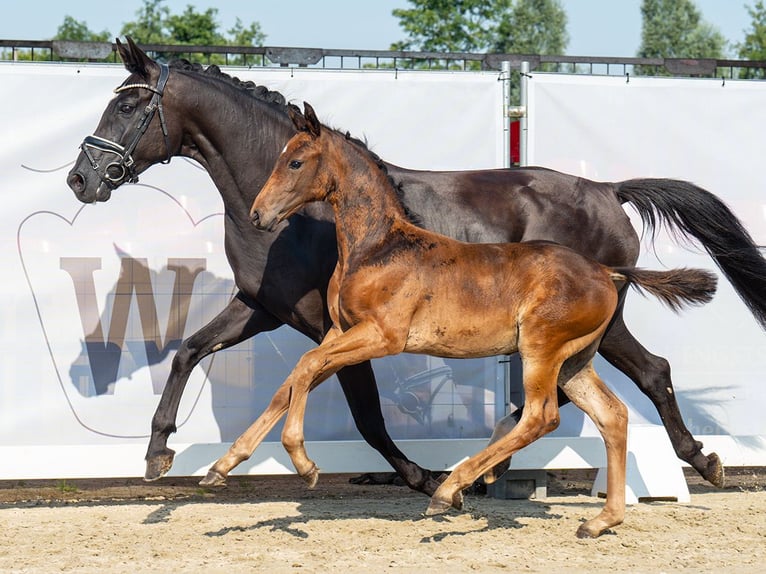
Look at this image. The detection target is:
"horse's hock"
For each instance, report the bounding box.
[489,424,690,503]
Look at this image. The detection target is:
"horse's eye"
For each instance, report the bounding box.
[118,103,135,114]
[289,160,303,170]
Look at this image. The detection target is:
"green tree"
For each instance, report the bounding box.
[492,0,568,55]
[119,0,265,65]
[120,0,170,45]
[391,0,568,56]
[53,16,111,42]
[636,0,726,75]
[737,0,766,78]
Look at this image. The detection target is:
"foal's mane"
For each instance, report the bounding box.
[341,131,424,227]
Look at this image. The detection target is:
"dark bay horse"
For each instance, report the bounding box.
[66,37,766,491]
[240,102,717,537]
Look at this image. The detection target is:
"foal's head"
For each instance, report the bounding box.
[250,102,331,231]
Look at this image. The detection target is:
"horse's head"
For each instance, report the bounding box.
[250,102,328,231]
[67,37,179,203]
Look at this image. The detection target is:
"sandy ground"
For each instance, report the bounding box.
[0,468,763,573]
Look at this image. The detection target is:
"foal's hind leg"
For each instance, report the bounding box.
[599,312,723,487]
[559,362,628,538]
[427,361,562,515]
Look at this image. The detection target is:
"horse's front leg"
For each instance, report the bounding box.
[145,293,282,481]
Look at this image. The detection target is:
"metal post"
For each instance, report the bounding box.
[501,60,512,169]
[519,61,530,167]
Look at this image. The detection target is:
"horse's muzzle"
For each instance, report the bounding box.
[66,170,111,203]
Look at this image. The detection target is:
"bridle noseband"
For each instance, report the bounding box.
[80,63,172,193]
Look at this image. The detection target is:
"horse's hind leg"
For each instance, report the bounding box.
[337,362,443,496]
[599,312,723,487]
[559,362,628,538]
[145,293,282,481]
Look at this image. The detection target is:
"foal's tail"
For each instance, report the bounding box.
[611,267,718,313]
[615,178,766,329]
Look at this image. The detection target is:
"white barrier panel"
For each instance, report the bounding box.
[0,62,506,479]
[527,73,766,465]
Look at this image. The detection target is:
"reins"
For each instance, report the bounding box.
[80,63,172,193]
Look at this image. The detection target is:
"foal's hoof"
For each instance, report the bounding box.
[144,451,175,482]
[575,523,601,539]
[199,469,227,487]
[300,464,320,489]
[703,452,725,488]
[425,490,463,516]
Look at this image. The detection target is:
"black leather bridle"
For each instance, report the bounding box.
[80,63,172,195]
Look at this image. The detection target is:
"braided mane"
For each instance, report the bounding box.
[167,60,422,226]
[168,59,288,107]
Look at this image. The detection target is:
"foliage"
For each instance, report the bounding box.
[3,0,267,65]
[120,0,266,65]
[390,0,568,70]
[492,0,568,55]
[54,16,111,43]
[636,0,726,75]
[737,0,766,78]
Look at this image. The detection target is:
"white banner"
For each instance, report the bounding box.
[0,62,505,478]
[527,73,766,461]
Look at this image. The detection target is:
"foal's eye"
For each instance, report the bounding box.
[289,160,303,170]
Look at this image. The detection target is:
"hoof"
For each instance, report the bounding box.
[425,489,463,515]
[144,451,175,482]
[704,452,725,488]
[300,464,320,489]
[576,524,600,539]
[199,469,227,487]
[425,496,453,516]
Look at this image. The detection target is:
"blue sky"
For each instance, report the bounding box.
[0,1,755,58]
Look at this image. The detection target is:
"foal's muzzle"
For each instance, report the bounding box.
[250,209,280,232]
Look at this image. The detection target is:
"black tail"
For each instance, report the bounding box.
[612,267,718,313]
[616,178,766,329]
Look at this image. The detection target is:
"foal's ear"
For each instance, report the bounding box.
[287,101,322,138]
[303,102,321,138]
[116,36,155,79]
[287,102,310,133]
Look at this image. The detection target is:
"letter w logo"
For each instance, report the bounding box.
[60,257,206,396]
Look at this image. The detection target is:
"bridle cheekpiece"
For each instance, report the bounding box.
[80,63,172,194]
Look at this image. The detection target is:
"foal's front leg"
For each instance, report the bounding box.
[280,322,400,486]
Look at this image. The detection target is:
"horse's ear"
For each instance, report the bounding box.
[302,102,321,138]
[116,36,155,79]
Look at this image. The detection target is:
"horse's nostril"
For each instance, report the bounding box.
[67,172,85,192]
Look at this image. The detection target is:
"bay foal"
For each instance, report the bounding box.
[226,103,716,537]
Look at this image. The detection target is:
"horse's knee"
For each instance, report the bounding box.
[171,338,199,373]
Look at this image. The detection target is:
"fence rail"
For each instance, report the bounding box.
[2,39,766,79]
